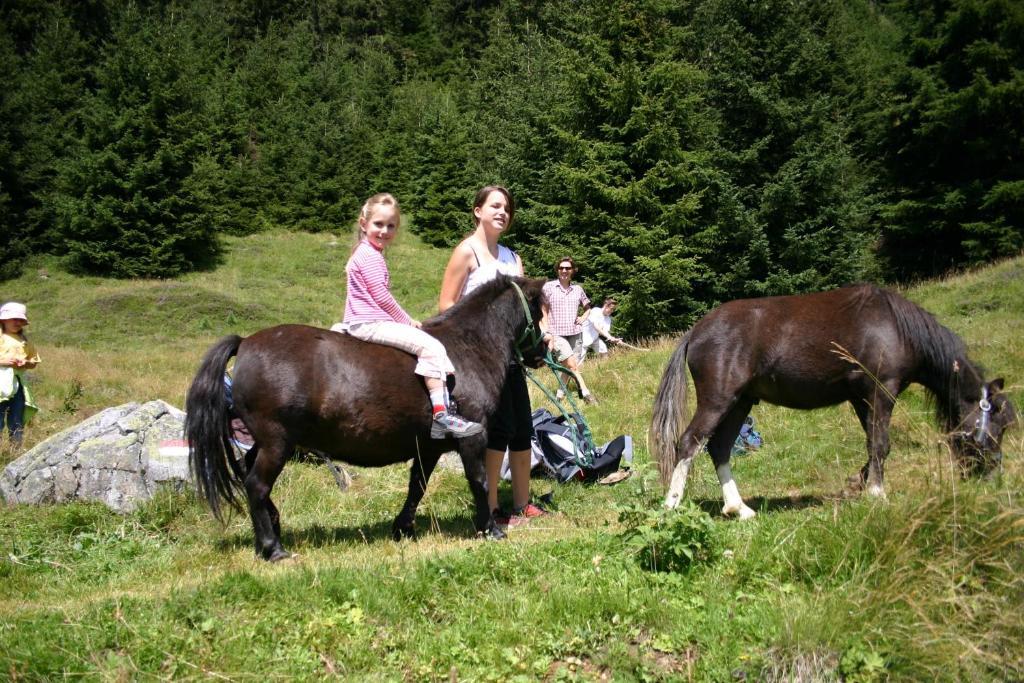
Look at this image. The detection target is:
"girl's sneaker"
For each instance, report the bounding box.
[431,410,484,439]
[493,502,549,528]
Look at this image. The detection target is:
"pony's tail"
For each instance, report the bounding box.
[185,334,246,521]
[651,332,691,486]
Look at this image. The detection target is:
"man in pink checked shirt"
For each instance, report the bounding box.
[542,256,592,362]
[541,256,597,404]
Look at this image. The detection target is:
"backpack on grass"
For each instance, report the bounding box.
[730,415,763,456]
[501,408,633,484]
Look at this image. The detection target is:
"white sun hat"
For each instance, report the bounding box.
[0,302,28,322]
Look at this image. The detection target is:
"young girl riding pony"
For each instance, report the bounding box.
[332,193,482,439]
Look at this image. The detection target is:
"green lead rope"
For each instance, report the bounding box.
[521,354,596,469]
[508,280,595,469]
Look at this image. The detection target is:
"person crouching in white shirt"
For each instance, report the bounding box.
[580,298,621,362]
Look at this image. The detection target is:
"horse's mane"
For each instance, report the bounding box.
[866,284,983,430]
[836,283,880,319]
[430,275,517,326]
[424,275,538,384]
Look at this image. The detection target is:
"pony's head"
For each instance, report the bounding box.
[952,378,1017,477]
[509,277,549,369]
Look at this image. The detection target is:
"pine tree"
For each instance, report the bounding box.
[472,0,877,336]
[0,32,23,280]
[874,0,1024,278]
[0,2,101,277]
[410,87,482,246]
[54,4,221,277]
[684,0,878,295]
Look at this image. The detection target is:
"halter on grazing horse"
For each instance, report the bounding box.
[650,284,1017,518]
[185,275,548,561]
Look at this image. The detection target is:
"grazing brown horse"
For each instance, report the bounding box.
[651,284,1017,518]
[185,276,548,560]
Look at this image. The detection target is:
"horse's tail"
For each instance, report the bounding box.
[185,334,246,521]
[651,331,691,486]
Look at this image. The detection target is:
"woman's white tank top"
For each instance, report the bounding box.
[461,243,520,297]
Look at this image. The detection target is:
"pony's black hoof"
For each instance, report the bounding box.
[392,523,416,541]
[479,525,506,541]
[980,466,1003,483]
[263,548,294,562]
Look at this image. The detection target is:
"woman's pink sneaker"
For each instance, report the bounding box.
[493,502,549,527]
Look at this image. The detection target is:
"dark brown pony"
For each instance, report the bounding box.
[185,275,548,561]
[651,284,1017,518]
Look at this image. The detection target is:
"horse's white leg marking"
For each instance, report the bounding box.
[664,459,691,509]
[716,462,756,520]
[866,483,887,499]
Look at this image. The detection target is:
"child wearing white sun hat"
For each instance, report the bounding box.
[0,302,41,447]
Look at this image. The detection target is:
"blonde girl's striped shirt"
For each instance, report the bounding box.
[342,240,413,326]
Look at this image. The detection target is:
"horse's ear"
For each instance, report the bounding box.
[522,277,546,298]
[989,377,1005,393]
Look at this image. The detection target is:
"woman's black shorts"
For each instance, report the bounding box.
[486,364,534,452]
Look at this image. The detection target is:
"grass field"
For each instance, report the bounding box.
[1,231,1022,681]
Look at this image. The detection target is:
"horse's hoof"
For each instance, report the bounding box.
[392,523,416,541]
[866,484,887,500]
[982,467,1002,483]
[723,504,756,520]
[264,548,294,562]
[479,525,506,541]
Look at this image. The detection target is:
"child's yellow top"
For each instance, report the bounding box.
[0,331,40,366]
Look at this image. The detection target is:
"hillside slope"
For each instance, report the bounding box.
[1,235,1022,680]
[2,232,1021,453]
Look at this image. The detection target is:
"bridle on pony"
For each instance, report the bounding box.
[952,384,1001,469]
[973,385,992,446]
[510,280,545,363]
[953,360,996,448]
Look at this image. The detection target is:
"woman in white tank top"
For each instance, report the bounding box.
[439,186,551,531]
[439,190,524,306]
[460,242,520,298]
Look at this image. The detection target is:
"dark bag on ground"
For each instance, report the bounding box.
[501,408,632,483]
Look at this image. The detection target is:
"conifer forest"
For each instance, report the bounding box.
[2,0,1021,336]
